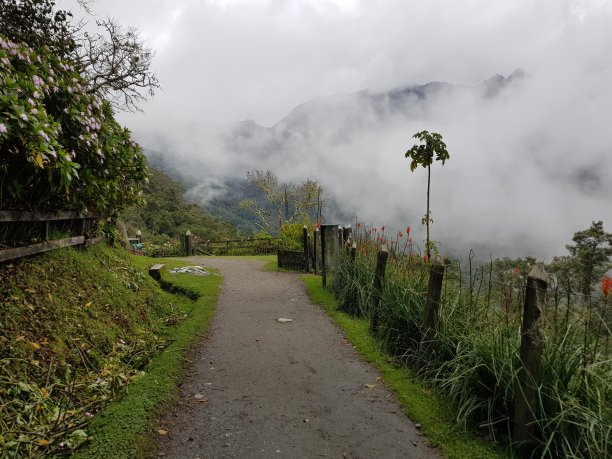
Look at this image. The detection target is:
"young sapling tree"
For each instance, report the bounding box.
[404,130,450,259]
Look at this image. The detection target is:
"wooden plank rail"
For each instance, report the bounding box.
[0,210,100,222]
[0,210,105,263]
[0,236,85,262]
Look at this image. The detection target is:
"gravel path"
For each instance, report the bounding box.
[156,258,440,459]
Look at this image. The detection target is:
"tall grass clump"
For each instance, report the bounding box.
[331,254,373,317]
[328,223,611,458]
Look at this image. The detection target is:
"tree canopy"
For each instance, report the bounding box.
[0,0,159,111]
[240,170,322,235]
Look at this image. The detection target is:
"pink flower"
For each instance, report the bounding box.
[0,123,7,134]
[32,75,44,87]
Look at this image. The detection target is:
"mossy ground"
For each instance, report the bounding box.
[0,245,221,458]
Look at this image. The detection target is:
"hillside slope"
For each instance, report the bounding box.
[120,168,240,242]
[0,244,221,457]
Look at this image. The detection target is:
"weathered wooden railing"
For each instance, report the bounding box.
[193,237,278,256]
[0,210,103,263]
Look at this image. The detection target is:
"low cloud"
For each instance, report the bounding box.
[72,0,612,260]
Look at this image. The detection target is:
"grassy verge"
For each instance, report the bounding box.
[74,255,222,458]
[301,274,510,459]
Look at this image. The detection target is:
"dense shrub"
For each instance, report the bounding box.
[278,221,309,251]
[0,35,147,213]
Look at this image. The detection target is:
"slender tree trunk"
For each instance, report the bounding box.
[284,186,289,222]
[426,164,431,259]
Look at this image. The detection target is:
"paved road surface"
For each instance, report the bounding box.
[156,258,440,459]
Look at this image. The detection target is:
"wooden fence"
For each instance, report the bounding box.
[195,237,278,256]
[353,244,549,452]
[0,211,103,263]
[277,249,307,270]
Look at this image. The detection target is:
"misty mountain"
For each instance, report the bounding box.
[223,69,524,152]
[144,71,526,235]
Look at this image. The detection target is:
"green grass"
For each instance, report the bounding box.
[74,255,222,459]
[301,274,510,459]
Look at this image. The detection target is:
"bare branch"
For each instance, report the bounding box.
[76,18,160,111]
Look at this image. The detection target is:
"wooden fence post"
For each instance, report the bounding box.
[350,242,356,263]
[184,230,193,256]
[321,227,327,287]
[513,265,547,451]
[370,245,389,332]
[314,228,320,276]
[419,262,445,356]
[303,225,309,273]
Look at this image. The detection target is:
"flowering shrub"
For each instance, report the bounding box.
[0,35,147,213]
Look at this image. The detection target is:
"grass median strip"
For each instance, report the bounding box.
[74,256,222,459]
[301,274,510,459]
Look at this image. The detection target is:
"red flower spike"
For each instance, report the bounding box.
[406,226,411,236]
[602,275,612,297]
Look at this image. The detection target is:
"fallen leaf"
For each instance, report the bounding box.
[365,384,376,389]
[34,153,44,168]
[29,341,41,350]
[157,429,169,436]
[85,302,92,308]
[36,439,49,446]
[47,293,53,301]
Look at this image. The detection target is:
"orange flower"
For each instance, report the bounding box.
[398,231,404,238]
[602,275,612,297]
[377,235,383,243]
[406,226,411,236]
[381,225,385,232]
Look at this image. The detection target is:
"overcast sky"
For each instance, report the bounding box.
[68,0,609,125]
[62,0,612,259]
